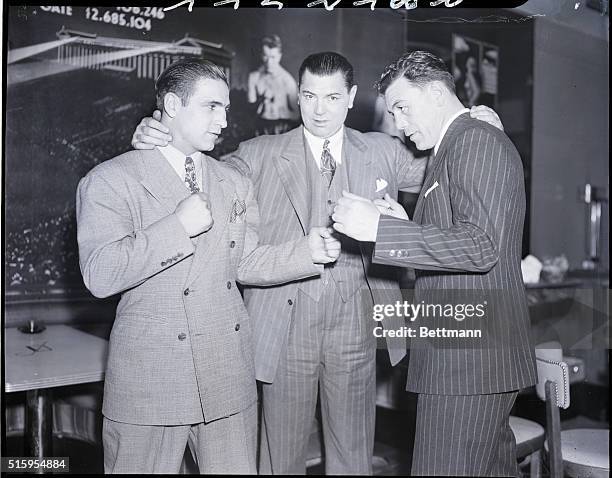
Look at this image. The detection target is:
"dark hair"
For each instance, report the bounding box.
[298,52,354,90]
[155,59,228,111]
[375,50,455,94]
[261,34,282,51]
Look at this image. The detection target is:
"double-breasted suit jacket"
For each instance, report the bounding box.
[76,148,320,425]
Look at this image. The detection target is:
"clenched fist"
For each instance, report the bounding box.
[308,226,341,264]
[175,193,214,237]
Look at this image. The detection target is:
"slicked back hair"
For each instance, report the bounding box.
[375,50,455,95]
[155,59,228,111]
[298,52,355,91]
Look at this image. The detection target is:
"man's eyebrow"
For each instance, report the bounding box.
[200,99,230,108]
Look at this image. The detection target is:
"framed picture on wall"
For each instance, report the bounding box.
[452,33,499,109]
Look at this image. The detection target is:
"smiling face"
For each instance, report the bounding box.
[168,78,229,154]
[298,70,357,139]
[384,76,444,151]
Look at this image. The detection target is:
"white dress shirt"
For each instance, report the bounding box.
[303,125,344,170]
[433,108,470,156]
[157,144,203,191]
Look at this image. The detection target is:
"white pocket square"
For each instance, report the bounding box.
[375,178,388,192]
[424,181,439,198]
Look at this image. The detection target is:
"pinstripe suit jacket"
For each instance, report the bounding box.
[223,126,426,383]
[374,114,537,395]
[76,149,320,425]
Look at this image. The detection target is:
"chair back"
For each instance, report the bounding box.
[535,341,570,409]
[535,341,570,478]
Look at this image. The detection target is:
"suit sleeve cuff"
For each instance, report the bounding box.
[374,215,418,266]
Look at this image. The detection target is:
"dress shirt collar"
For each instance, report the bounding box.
[156,144,203,189]
[303,125,344,168]
[434,108,470,155]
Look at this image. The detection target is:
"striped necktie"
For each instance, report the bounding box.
[184,156,200,193]
[320,139,336,187]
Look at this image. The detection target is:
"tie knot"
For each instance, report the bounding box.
[323,139,330,151]
[185,156,195,170]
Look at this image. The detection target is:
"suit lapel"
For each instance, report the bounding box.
[185,157,233,286]
[412,114,468,223]
[343,128,372,199]
[139,149,191,214]
[274,128,310,234]
[413,150,441,223]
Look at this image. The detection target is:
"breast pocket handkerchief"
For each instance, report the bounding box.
[424,181,439,198]
[375,178,388,194]
[230,199,247,223]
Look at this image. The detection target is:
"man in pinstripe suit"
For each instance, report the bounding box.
[333,51,537,476]
[131,52,504,475]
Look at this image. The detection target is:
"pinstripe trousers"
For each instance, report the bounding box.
[259,284,377,475]
[411,392,519,477]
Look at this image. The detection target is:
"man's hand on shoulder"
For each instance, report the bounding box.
[469,105,504,131]
[131,110,173,150]
[175,193,214,237]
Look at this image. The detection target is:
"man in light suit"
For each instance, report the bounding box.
[76,59,341,474]
[131,52,503,475]
[333,51,537,476]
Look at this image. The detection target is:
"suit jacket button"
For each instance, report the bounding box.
[230,241,236,248]
[287,299,293,306]
[184,288,190,296]
[235,324,240,331]
[227,281,232,289]
[178,333,187,341]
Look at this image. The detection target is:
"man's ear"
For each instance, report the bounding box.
[163,92,181,119]
[347,84,358,109]
[428,81,446,106]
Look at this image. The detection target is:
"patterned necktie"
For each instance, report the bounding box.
[320,139,336,187]
[184,156,200,193]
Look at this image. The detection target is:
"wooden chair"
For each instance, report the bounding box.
[510,342,609,477]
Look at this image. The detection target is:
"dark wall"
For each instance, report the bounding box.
[531,18,609,270]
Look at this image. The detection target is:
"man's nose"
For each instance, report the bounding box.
[217,110,228,129]
[314,99,325,115]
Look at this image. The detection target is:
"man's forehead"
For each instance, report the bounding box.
[192,78,230,103]
[299,71,348,92]
[384,78,420,106]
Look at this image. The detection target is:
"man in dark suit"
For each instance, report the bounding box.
[131,52,504,475]
[333,51,536,476]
